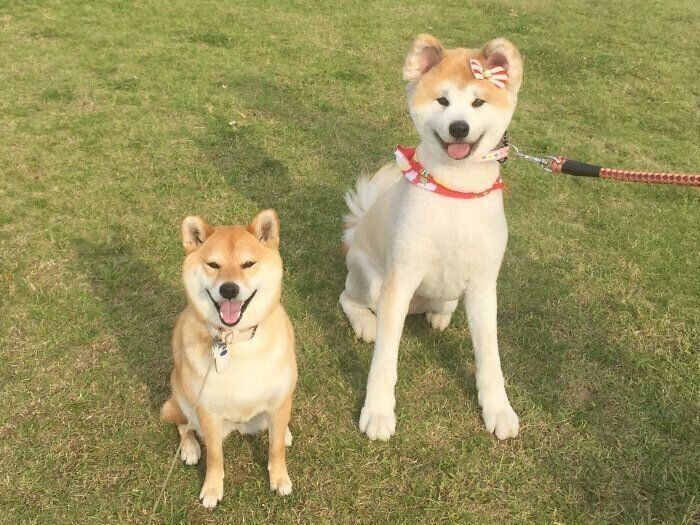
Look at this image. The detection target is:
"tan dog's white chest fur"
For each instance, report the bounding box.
[341,35,522,442]
[161,210,297,508]
[175,307,295,428]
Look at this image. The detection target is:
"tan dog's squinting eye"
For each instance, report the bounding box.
[207,261,220,269]
[472,98,485,108]
[241,261,256,269]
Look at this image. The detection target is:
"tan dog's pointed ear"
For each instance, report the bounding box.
[247,209,280,249]
[403,34,444,81]
[481,38,523,93]
[181,216,213,254]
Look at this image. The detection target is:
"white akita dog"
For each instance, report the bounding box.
[340,35,523,441]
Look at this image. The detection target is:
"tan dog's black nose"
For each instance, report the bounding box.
[449,120,469,139]
[219,282,239,299]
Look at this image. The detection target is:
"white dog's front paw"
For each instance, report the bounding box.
[285,427,293,447]
[426,312,452,331]
[180,436,201,465]
[482,404,519,440]
[199,478,223,509]
[359,406,396,441]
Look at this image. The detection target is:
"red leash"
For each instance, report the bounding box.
[511,145,700,187]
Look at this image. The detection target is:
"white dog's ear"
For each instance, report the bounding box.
[181,216,213,254]
[403,34,444,81]
[481,38,523,92]
[248,209,280,249]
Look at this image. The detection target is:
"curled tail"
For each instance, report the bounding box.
[343,163,399,249]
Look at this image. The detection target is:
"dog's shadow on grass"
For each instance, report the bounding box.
[71,233,176,410]
[198,72,388,420]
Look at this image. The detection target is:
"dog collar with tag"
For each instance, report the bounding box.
[395,145,506,199]
[209,325,257,373]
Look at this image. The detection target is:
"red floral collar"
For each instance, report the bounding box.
[395,146,506,199]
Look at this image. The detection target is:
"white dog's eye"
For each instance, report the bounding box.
[241,261,256,269]
[436,97,449,107]
[206,261,220,269]
[472,98,485,108]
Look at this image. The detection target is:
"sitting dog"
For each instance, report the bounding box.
[340,35,522,441]
[160,210,296,508]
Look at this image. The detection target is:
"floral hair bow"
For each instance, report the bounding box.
[469,59,508,88]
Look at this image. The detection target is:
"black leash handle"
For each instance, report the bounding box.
[554,159,600,178]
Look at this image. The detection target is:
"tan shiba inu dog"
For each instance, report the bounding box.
[341,35,523,441]
[160,210,297,508]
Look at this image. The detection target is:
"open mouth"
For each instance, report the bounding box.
[434,131,484,160]
[206,289,258,327]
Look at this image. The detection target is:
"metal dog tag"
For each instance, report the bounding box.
[211,337,230,374]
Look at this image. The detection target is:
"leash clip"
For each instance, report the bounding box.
[511,144,557,172]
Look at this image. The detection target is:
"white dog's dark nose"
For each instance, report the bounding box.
[219,282,240,299]
[448,120,469,139]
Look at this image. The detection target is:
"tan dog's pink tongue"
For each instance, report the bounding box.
[220,300,242,324]
[447,143,471,160]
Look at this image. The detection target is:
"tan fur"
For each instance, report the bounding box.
[407,36,522,110]
[413,49,511,108]
[162,210,297,507]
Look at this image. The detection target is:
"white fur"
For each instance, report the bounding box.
[343,164,400,247]
[341,38,521,442]
[176,333,294,441]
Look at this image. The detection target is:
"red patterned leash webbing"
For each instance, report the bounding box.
[598,168,699,186]
[545,156,700,187]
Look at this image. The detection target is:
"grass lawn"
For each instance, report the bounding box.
[1,0,698,523]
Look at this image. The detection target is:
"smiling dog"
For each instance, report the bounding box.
[340,35,522,441]
[160,210,296,508]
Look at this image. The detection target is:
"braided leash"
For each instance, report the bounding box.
[511,145,700,187]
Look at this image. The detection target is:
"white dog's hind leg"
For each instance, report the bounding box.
[360,271,418,441]
[340,291,377,343]
[340,249,381,342]
[464,279,519,440]
[424,299,459,331]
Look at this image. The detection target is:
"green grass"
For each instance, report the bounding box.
[1,0,698,523]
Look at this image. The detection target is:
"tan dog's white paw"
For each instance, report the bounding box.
[270,473,293,496]
[482,405,519,440]
[180,436,201,465]
[426,312,452,331]
[285,427,293,447]
[199,479,223,509]
[359,406,396,441]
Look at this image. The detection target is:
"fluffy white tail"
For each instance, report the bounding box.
[343,163,399,247]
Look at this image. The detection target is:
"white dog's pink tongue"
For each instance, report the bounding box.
[220,300,242,325]
[447,143,471,160]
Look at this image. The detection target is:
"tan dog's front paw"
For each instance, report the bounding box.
[270,472,292,496]
[199,478,223,509]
